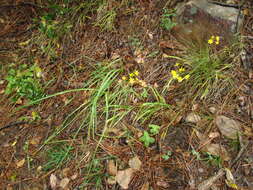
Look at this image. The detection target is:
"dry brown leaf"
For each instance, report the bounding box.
[59,178,70,189]
[30,136,42,145]
[116,168,134,189]
[50,174,58,190]
[71,173,78,180]
[107,160,117,176]
[185,112,201,123]
[203,143,230,161]
[141,182,149,190]
[128,156,142,171]
[107,176,117,185]
[16,159,25,168]
[208,132,220,139]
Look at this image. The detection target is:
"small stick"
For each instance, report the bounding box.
[0,121,27,131]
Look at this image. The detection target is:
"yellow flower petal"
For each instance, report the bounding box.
[129,73,134,77]
[175,63,180,67]
[134,70,139,76]
[177,76,183,82]
[179,67,185,72]
[122,76,127,80]
[171,70,178,78]
[208,39,213,44]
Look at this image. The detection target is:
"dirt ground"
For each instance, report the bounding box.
[0,0,253,189]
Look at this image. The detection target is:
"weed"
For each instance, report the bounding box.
[5,64,44,102]
[140,124,161,147]
[95,5,117,31]
[167,44,234,100]
[192,149,222,168]
[162,151,172,160]
[160,8,177,31]
[43,144,73,171]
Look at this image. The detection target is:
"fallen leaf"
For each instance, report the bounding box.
[225,168,238,189]
[59,178,70,189]
[116,168,134,189]
[157,180,169,188]
[185,112,201,123]
[208,132,220,139]
[203,143,230,161]
[107,176,117,185]
[62,168,70,177]
[16,159,25,168]
[141,182,149,190]
[128,156,142,171]
[30,136,42,145]
[107,160,117,176]
[70,173,78,180]
[216,116,241,139]
[50,174,58,190]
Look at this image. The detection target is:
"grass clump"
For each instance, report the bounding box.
[43,144,73,171]
[167,37,237,100]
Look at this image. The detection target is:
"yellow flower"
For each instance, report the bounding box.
[129,78,135,84]
[122,76,127,80]
[215,36,220,44]
[171,70,178,79]
[175,63,180,67]
[134,70,139,76]
[179,67,185,72]
[208,39,213,44]
[129,73,134,77]
[184,74,190,80]
[177,76,183,82]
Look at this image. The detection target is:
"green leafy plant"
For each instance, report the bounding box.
[160,8,177,31]
[149,124,160,135]
[192,149,222,168]
[162,151,172,160]
[140,124,161,147]
[5,64,44,102]
[140,131,155,147]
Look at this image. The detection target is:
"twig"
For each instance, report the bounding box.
[208,0,240,8]
[0,121,27,131]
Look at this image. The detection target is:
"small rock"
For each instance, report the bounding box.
[215,115,241,139]
[185,112,201,123]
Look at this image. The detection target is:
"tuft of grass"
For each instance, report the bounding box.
[167,42,236,100]
[43,144,73,171]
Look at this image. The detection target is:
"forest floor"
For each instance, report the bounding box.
[0,0,253,189]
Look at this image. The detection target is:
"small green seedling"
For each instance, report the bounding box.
[140,124,161,147]
[162,151,172,160]
[140,131,155,147]
[149,124,160,135]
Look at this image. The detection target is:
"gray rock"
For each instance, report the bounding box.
[215,115,241,139]
[172,0,243,46]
